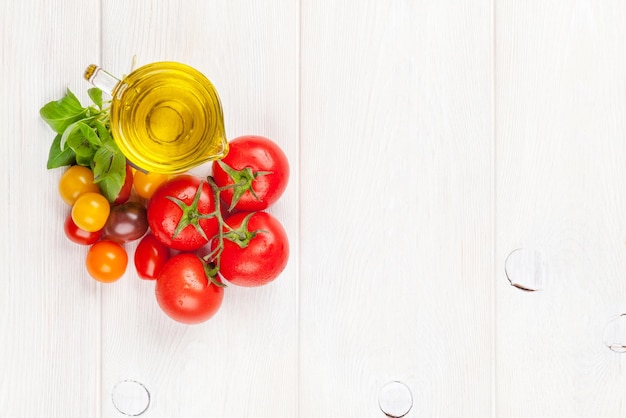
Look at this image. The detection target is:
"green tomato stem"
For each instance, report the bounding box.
[215,160,273,211]
[202,176,227,274]
[201,176,267,283]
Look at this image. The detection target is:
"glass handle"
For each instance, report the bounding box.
[84,65,120,96]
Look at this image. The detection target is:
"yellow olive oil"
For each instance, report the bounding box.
[107,62,228,173]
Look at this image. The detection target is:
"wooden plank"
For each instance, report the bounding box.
[99,1,298,416]
[496,1,626,416]
[0,1,101,417]
[299,1,494,416]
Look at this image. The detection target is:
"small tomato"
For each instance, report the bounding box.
[134,233,169,280]
[71,192,110,232]
[64,213,102,245]
[58,165,100,206]
[133,171,170,199]
[86,240,128,283]
[102,201,148,243]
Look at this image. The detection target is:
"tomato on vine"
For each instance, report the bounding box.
[212,135,289,212]
[147,175,219,252]
[155,253,224,324]
[210,211,289,287]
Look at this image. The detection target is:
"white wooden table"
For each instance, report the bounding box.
[2,1,626,417]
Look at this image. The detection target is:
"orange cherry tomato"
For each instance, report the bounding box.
[133,171,170,199]
[86,240,128,283]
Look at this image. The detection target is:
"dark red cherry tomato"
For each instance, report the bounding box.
[102,201,148,243]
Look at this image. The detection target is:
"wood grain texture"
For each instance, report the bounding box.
[99,1,298,417]
[0,1,101,417]
[299,1,493,416]
[4,0,626,416]
[496,1,626,417]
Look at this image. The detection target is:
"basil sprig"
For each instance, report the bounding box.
[40,88,126,203]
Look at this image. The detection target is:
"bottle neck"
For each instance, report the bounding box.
[84,65,120,96]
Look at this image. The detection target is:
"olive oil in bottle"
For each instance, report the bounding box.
[85,62,228,173]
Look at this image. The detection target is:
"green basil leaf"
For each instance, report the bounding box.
[88,88,103,109]
[59,120,82,151]
[67,132,96,167]
[75,146,96,166]
[42,87,126,202]
[97,173,124,203]
[40,88,86,134]
[60,119,96,149]
[92,144,126,181]
[77,121,101,147]
[109,147,127,179]
[64,89,82,108]
[47,134,76,169]
[101,136,121,153]
[92,145,126,202]
[68,146,92,165]
[91,147,112,182]
[94,120,112,142]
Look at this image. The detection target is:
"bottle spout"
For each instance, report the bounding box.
[84,65,120,96]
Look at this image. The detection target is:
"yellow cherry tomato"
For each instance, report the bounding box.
[133,171,170,199]
[58,165,100,205]
[86,240,128,283]
[71,192,110,232]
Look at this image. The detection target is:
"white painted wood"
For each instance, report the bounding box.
[0,1,101,417]
[496,1,626,417]
[299,1,494,417]
[4,0,626,417]
[98,1,299,417]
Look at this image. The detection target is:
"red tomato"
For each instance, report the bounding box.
[112,164,134,205]
[64,213,102,245]
[147,175,219,251]
[212,135,289,212]
[134,233,170,280]
[213,211,289,287]
[155,253,224,324]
